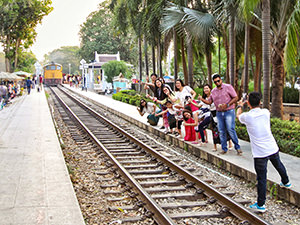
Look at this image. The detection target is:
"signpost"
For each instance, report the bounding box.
[80,59,87,91]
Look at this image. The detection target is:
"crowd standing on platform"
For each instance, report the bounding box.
[138,73,243,156]
[237,92,291,212]
[199,74,242,155]
[0,81,23,110]
[136,73,296,212]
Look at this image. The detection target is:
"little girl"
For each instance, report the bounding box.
[155,100,177,134]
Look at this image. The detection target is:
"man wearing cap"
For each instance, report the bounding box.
[199,74,242,155]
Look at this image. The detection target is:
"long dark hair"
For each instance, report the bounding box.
[163,85,174,96]
[139,99,147,112]
[182,109,193,121]
[154,79,167,100]
[175,79,185,91]
[202,84,212,99]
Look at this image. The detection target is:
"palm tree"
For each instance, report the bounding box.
[261,0,271,110]
[161,2,216,86]
[269,0,300,118]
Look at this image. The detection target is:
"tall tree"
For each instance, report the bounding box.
[161,2,216,85]
[0,0,52,72]
[269,0,300,118]
[261,0,271,110]
[43,46,81,75]
[79,1,138,65]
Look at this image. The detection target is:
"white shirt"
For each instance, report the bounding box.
[175,86,193,104]
[142,102,156,114]
[239,108,278,158]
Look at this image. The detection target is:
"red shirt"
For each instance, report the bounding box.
[209,83,237,111]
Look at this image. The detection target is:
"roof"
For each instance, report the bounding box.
[43,62,62,68]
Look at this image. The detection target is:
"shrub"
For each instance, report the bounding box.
[236,117,300,158]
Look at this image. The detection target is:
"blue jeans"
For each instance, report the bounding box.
[254,151,289,206]
[216,109,240,152]
[197,116,211,143]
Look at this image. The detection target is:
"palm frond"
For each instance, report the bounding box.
[160,3,185,34]
[238,0,261,22]
[181,7,216,44]
[285,0,300,71]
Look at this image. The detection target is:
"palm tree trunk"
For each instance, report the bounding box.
[218,34,221,74]
[229,16,236,87]
[262,0,271,109]
[205,52,212,87]
[152,45,156,74]
[157,38,163,77]
[138,37,142,91]
[243,23,250,94]
[221,26,230,83]
[173,28,178,81]
[187,36,193,87]
[180,36,188,85]
[271,42,285,119]
[144,37,149,77]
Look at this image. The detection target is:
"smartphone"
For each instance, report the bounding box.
[242,93,247,102]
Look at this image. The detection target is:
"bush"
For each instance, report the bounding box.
[236,117,300,158]
[283,87,299,103]
[270,87,299,103]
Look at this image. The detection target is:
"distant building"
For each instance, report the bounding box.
[86,51,120,92]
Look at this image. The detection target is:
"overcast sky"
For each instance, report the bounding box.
[30,0,103,61]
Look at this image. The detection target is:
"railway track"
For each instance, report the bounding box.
[50,86,269,225]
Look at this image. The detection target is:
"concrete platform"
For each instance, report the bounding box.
[64,85,300,207]
[0,89,85,225]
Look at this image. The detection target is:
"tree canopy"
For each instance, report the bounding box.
[102,60,129,83]
[0,0,52,72]
[78,0,138,66]
[43,46,81,75]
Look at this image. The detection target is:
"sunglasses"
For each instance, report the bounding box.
[214,79,221,84]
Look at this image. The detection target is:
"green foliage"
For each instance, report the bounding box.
[236,118,300,157]
[78,1,138,65]
[282,87,299,103]
[0,0,53,72]
[113,90,154,107]
[16,51,37,73]
[102,60,129,83]
[43,46,81,74]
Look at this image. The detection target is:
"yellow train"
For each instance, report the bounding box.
[43,62,63,86]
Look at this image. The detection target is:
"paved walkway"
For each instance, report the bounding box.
[0,89,85,225]
[65,85,300,203]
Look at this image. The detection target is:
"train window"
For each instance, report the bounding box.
[50,65,56,70]
[46,66,51,70]
[57,65,61,70]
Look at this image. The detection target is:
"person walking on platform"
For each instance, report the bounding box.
[26,77,32,95]
[237,92,291,213]
[199,74,242,155]
[38,75,43,91]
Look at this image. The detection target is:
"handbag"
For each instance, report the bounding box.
[147,114,159,126]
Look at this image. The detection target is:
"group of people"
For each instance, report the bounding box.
[138,73,240,154]
[0,81,21,110]
[64,75,81,88]
[25,75,43,94]
[137,73,291,212]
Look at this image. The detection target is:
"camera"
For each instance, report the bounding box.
[242,93,247,102]
[184,95,192,104]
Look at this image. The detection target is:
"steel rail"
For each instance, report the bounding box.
[56,86,270,225]
[51,87,176,225]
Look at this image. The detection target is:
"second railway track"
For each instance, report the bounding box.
[50,86,269,225]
